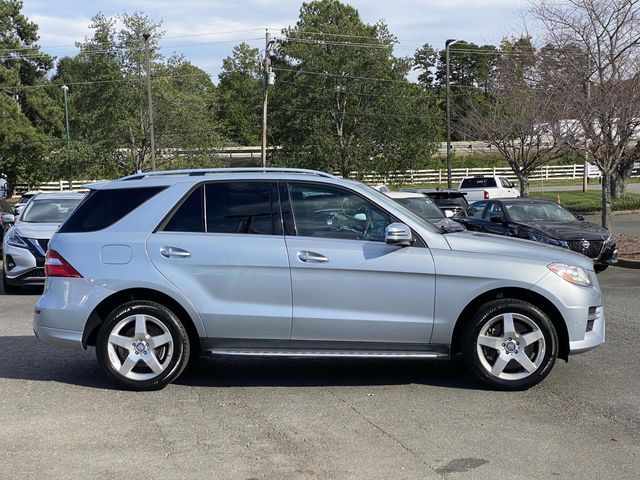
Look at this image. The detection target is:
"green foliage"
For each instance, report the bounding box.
[0,0,61,187]
[530,191,640,213]
[269,0,441,177]
[53,12,223,177]
[217,43,262,145]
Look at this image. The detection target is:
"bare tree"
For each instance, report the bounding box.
[462,38,565,196]
[532,0,640,229]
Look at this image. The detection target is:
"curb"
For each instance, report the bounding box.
[614,258,640,269]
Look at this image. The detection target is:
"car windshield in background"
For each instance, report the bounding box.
[21,199,82,223]
[395,197,444,221]
[504,202,576,223]
[460,177,497,188]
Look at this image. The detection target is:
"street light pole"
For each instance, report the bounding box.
[445,39,461,189]
[143,32,157,171]
[61,85,71,189]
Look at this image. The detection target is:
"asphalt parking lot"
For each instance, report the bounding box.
[0,266,639,480]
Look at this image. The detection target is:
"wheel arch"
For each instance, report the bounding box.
[82,288,201,356]
[450,287,569,361]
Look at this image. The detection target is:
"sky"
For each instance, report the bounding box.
[22,0,529,82]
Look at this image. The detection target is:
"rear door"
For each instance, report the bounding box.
[281,181,435,345]
[147,181,292,340]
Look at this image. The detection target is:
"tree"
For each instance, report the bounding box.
[533,0,640,229]
[0,0,61,188]
[270,0,441,178]
[54,12,222,177]
[217,43,262,145]
[463,37,564,196]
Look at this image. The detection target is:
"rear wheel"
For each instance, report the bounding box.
[462,299,558,390]
[96,301,190,391]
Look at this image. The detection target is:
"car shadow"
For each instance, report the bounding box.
[0,335,484,391]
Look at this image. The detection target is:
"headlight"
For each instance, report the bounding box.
[548,263,592,287]
[6,229,28,248]
[529,233,568,248]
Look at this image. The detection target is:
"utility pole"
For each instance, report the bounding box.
[262,29,276,168]
[61,85,71,189]
[143,32,157,171]
[445,39,461,189]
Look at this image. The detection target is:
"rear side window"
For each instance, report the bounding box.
[59,187,166,233]
[164,186,204,232]
[461,178,497,188]
[205,182,276,235]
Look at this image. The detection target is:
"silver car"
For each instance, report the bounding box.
[3,192,84,293]
[33,168,604,391]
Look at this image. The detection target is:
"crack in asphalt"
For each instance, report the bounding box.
[323,386,446,479]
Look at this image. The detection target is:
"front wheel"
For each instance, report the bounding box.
[594,264,609,273]
[462,299,558,391]
[96,300,190,391]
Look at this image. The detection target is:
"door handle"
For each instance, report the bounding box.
[297,250,328,263]
[160,246,191,258]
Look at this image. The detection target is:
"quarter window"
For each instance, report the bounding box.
[288,183,391,242]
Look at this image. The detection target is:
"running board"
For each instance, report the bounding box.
[206,349,448,359]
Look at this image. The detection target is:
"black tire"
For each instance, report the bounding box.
[594,264,609,273]
[96,300,190,391]
[2,264,21,294]
[462,299,558,391]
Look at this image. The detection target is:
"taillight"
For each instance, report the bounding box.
[483,191,490,200]
[45,249,82,278]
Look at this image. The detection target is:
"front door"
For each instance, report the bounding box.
[147,181,292,340]
[282,181,436,345]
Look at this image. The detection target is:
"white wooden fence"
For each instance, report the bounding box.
[11,163,638,195]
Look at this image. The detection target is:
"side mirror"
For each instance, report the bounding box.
[576,215,585,221]
[444,210,454,218]
[385,223,413,247]
[489,216,505,224]
[1,213,15,225]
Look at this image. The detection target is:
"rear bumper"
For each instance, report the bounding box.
[34,277,115,350]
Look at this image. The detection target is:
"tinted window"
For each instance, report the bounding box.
[485,202,505,220]
[427,194,468,208]
[500,177,513,188]
[21,198,82,223]
[460,178,497,188]
[466,201,487,218]
[59,187,166,233]
[289,183,391,242]
[205,182,276,235]
[163,186,204,232]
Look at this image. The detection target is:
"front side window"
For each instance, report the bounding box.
[465,201,487,219]
[205,182,276,235]
[288,183,392,242]
[485,202,506,221]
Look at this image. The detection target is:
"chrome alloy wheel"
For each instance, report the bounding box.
[106,314,174,381]
[476,312,546,381]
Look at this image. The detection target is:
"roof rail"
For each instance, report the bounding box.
[121,167,337,181]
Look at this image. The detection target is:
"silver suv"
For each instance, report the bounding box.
[34,168,605,391]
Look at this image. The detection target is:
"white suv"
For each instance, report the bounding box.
[34,168,604,391]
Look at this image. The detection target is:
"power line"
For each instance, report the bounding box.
[272,67,411,84]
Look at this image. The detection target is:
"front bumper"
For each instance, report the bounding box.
[596,241,618,266]
[3,240,45,286]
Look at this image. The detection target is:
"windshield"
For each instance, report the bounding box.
[359,184,441,233]
[21,198,82,223]
[504,202,576,222]
[395,197,444,221]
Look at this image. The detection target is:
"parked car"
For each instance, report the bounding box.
[3,192,84,293]
[12,191,41,217]
[384,191,464,232]
[34,168,604,391]
[455,198,617,272]
[0,197,13,248]
[458,176,520,202]
[402,188,469,218]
